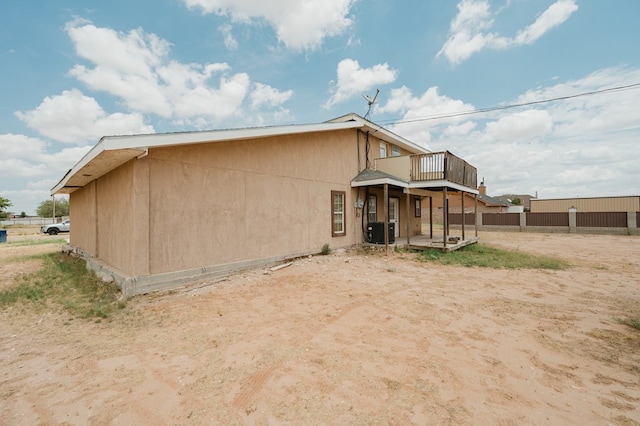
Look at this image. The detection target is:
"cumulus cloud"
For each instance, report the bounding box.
[63,20,290,128]
[182,0,355,51]
[15,89,154,144]
[383,66,640,199]
[324,59,398,108]
[438,0,578,65]
[250,83,293,109]
[0,133,93,215]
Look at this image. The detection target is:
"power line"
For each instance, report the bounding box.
[377,82,640,126]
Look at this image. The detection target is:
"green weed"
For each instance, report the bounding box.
[417,244,568,270]
[0,252,125,319]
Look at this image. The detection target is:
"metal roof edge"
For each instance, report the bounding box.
[51,119,364,195]
[51,139,108,194]
[327,113,429,155]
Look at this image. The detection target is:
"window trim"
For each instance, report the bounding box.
[331,190,346,237]
[379,143,387,158]
[415,198,422,217]
[391,144,401,157]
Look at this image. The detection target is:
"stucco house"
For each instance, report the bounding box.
[53,113,478,296]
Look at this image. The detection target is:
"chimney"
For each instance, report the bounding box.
[478,177,486,195]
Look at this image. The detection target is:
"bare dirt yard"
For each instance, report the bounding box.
[1,228,639,425]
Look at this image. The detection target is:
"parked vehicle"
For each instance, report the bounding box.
[41,220,70,235]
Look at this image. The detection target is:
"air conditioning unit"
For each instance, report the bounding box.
[367,222,395,244]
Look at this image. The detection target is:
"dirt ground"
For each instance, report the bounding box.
[0,227,639,425]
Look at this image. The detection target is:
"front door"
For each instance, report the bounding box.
[389,198,400,238]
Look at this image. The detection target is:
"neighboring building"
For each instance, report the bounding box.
[494,193,536,211]
[52,113,477,295]
[530,196,640,212]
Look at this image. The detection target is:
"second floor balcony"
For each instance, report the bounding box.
[374,151,478,192]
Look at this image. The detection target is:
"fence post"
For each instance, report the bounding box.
[520,212,526,232]
[568,207,577,233]
[628,211,637,235]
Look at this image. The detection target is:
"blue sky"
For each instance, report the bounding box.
[1,0,639,215]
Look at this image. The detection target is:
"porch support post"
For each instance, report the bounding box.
[443,187,448,248]
[384,183,389,255]
[429,196,433,239]
[406,192,411,247]
[474,193,478,237]
[461,190,466,241]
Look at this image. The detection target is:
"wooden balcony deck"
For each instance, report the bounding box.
[373,151,477,191]
[410,151,477,188]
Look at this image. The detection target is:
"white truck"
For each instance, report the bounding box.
[41,220,70,235]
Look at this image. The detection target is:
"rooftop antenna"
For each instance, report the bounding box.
[363,88,379,120]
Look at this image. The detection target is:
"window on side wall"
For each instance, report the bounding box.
[368,195,377,223]
[391,144,401,157]
[380,143,387,158]
[332,191,346,237]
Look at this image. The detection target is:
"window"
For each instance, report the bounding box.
[368,195,377,223]
[379,143,387,158]
[391,144,401,157]
[331,191,346,236]
[415,198,422,217]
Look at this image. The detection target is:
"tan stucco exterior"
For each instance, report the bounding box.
[67,126,428,293]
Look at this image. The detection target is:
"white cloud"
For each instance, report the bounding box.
[182,0,355,51]
[219,24,238,50]
[482,109,553,142]
[381,66,640,198]
[64,20,287,128]
[250,83,293,109]
[15,89,154,144]
[0,133,93,215]
[438,0,578,65]
[324,59,398,108]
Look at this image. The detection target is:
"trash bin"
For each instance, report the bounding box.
[0,229,6,243]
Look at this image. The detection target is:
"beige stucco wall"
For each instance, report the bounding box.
[375,156,411,181]
[145,130,363,275]
[69,181,97,254]
[71,129,372,278]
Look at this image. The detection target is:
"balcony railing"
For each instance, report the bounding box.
[410,151,477,189]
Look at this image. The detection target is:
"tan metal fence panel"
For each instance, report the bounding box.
[576,212,627,228]
[526,212,569,227]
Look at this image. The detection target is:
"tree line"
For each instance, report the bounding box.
[0,196,69,219]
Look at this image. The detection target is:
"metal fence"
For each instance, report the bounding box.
[448,213,476,225]
[576,212,628,228]
[0,217,60,226]
[482,213,520,226]
[526,212,569,227]
[446,211,638,234]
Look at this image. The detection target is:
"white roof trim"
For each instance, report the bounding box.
[408,180,480,194]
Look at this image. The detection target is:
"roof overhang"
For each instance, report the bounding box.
[52,119,364,195]
[328,113,429,155]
